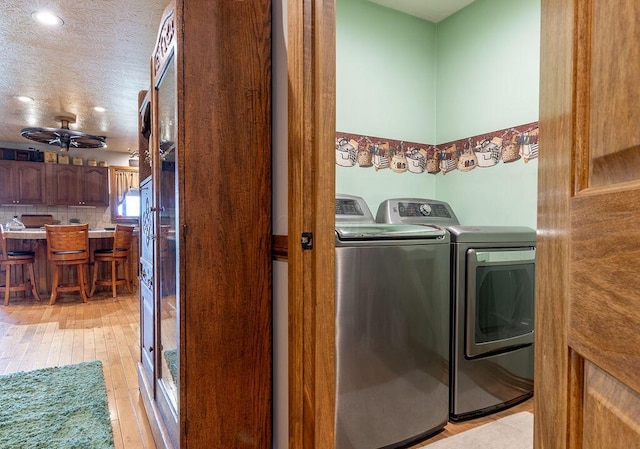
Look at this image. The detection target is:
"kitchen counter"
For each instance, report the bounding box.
[4,228,139,295]
[4,228,116,239]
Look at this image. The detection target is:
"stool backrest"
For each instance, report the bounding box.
[45,224,89,263]
[0,225,7,261]
[113,225,135,253]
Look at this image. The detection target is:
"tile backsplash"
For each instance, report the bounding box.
[0,205,113,229]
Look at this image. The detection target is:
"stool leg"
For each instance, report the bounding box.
[4,265,10,306]
[124,258,133,293]
[18,265,25,298]
[50,265,60,305]
[78,264,88,303]
[28,263,41,301]
[90,260,99,297]
[111,260,117,298]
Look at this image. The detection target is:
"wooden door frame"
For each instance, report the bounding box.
[536,0,573,448]
[285,0,599,447]
[287,0,336,448]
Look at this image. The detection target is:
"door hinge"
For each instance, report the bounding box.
[301,232,313,250]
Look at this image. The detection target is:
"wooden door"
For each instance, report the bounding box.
[537,0,640,448]
[287,0,336,448]
[139,176,155,381]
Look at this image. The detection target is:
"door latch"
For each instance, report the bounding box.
[301,232,313,250]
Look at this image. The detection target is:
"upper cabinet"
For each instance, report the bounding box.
[82,166,110,206]
[0,160,47,205]
[47,164,109,206]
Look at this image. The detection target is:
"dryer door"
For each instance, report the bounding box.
[465,248,535,358]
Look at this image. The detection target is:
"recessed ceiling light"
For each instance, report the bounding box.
[16,96,34,103]
[31,11,64,27]
[94,106,106,112]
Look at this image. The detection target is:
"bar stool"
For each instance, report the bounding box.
[45,224,90,305]
[90,225,135,298]
[0,225,41,306]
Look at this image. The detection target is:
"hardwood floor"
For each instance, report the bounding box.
[0,288,532,449]
[0,290,156,449]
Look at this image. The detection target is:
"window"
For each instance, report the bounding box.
[109,166,139,224]
[117,188,140,218]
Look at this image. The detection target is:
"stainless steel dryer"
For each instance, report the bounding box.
[335,194,450,449]
[376,198,536,421]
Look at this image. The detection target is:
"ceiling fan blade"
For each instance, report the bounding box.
[70,134,107,148]
[20,123,107,149]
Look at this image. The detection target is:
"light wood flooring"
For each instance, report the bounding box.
[0,288,532,449]
[0,290,156,449]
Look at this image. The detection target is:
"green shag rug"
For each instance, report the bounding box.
[163,348,178,383]
[0,361,114,449]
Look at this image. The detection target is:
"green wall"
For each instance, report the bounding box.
[336,0,437,214]
[436,0,540,142]
[336,0,540,228]
[435,0,540,227]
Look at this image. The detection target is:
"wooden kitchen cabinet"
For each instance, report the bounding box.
[47,164,109,206]
[0,160,47,205]
[138,1,272,448]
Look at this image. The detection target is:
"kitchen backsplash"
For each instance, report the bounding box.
[0,205,113,229]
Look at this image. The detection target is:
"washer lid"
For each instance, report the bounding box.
[448,225,536,243]
[335,223,447,241]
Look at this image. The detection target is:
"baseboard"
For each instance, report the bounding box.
[137,363,176,449]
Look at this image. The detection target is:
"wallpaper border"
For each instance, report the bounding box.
[336,121,539,175]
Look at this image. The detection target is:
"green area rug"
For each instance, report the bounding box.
[164,348,178,383]
[0,361,114,449]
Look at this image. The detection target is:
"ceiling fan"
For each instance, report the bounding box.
[20,114,107,152]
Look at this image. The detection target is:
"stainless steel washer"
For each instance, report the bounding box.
[335,194,450,449]
[376,198,536,421]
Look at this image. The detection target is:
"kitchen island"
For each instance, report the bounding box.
[4,228,116,240]
[4,228,138,297]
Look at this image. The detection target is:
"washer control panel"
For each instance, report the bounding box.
[376,198,460,226]
[335,194,375,224]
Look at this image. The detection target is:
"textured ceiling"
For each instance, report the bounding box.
[0,0,168,153]
[367,0,476,23]
[0,1,473,154]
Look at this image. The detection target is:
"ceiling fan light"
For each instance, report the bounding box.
[60,135,71,152]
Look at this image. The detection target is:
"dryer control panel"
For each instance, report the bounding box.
[376,198,460,226]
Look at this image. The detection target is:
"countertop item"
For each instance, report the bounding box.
[20,215,60,228]
[4,229,115,239]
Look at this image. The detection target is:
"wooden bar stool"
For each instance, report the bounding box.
[0,225,41,306]
[45,224,90,305]
[90,224,135,298]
